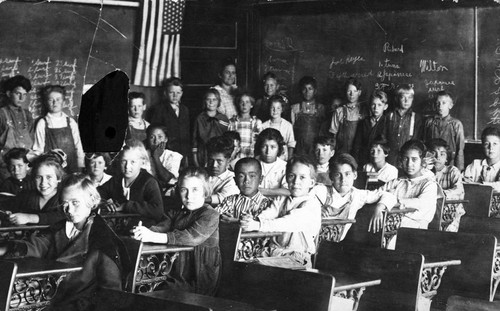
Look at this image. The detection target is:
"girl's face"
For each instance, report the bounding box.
[179,176,206,210]
[286,162,315,197]
[432,146,448,172]
[346,85,361,104]
[88,156,106,178]
[370,145,387,164]
[260,139,279,164]
[47,91,64,114]
[239,95,253,115]
[35,164,60,198]
[370,98,388,118]
[205,93,219,112]
[148,128,168,148]
[62,185,92,226]
[129,98,146,119]
[120,149,143,180]
[302,84,316,102]
[401,148,423,179]
[269,101,283,120]
[167,85,183,105]
[264,78,278,96]
[220,65,236,87]
[483,135,500,163]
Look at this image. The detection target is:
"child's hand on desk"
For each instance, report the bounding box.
[9,212,32,225]
[132,221,151,241]
[240,215,260,232]
[368,204,386,233]
[102,199,124,213]
[220,213,239,223]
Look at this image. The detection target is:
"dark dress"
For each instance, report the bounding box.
[3,189,65,225]
[192,112,229,167]
[150,204,221,296]
[0,176,35,195]
[98,169,163,227]
[3,214,128,311]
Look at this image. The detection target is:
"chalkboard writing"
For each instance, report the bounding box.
[262,36,300,94]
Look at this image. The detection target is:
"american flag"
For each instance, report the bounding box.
[133,0,186,87]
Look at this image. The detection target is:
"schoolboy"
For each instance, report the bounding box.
[329,78,367,154]
[0,75,34,180]
[206,136,239,206]
[126,92,150,142]
[146,77,190,166]
[352,90,390,166]
[216,157,272,221]
[423,91,465,171]
[254,72,290,122]
[313,136,336,186]
[386,84,423,165]
[464,126,500,192]
[0,148,34,195]
[241,156,322,268]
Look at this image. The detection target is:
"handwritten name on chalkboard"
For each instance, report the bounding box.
[487,39,500,125]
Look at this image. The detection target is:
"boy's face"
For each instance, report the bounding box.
[205,93,219,112]
[286,162,315,197]
[331,163,357,196]
[235,162,262,197]
[483,135,500,163]
[436,95,453,118]
[314,144,335,165]
[370,144,387,163]
[148,128,168,148]
[264,78,278,96]
[129,98,146,119]
[8,158,29,181]
[62,185,92,226]
[207,152,230,176]
[7,86,28,107]
[239,95,253,114]
[220,65,236,87]
[346,84,361,104]
[398,92,414,110]
[120,149,144,180]
[370,98,388,118]
[301,84,316,102]
[269,101,283,120]
[47,91,64,114]
[432,146,448,172]
[166,85,183,105]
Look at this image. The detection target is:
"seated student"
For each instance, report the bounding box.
[84,152,112,187]
[223,131,242,171]
[217,157,273,221]
[261,95,295,160]
[464,126,500,192]
[363,137,398,183]
[132,167,220,296]
[0,147,35,195]
[0,174,128,310]
[370,140,438,232]
[126,92,150,142]
[241,156,322,268]
[427,138,465,232]
[145,124,183,189]
[320,153,392,241]
[255,128,290,197]
[205,136,239,206]
[313,136,336,186]
[98,140,163,227]
[3,153,66,226]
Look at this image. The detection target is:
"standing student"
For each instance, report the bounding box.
[192,89,229,167]
[228,92,262,158]
[241,156,322,268]
[261,95,296,160]
[132,167,220,295]
[126,92,150,143]
[0,148,34,195]
[214,60,238,120]
[0,75,34,180]
[146,77,190,166]
[423,90,465,171]
[313,136,336,186]
[291,76,325,156]
[330,78,368,154]
[464,126,500,192]
[386,84,423,165]
[33,85,85,173]
[352,90,390,166]
[253,72,290,122]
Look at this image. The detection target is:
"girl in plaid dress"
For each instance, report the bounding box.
[228,92,262,158]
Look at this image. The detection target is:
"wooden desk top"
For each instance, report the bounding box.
[307,269,381,292]
[321,218,356,225]
[240,231,283,238]
[11,257,82,278]
[0,225,49,232]
[100,212,141,219]
[143,289,271,311]
[141,243,194,254]
[423,257,461,269]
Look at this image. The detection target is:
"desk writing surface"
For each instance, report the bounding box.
[141,243,194,254]
[0,225,49,232]
[12,257,82,277]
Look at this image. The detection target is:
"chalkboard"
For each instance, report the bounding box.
[258,7,476,139]
[0,1,136,120]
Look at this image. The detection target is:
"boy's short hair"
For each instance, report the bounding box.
[371,90,388,104]
[262,72,278,82]
[426,138,452,163]
[370,135,390,155]
[84,152,112,169]
[435,90,454,103]
[4,75,32,92]
[298,76,317,90]
[204,88,222,108]
[286,155,317,180]
[128,92,145,101]
[400,139,427,159]
[3,148,29,165]
[207,136,234,159]
[43,85,66,98]
[268,95,285,108]
[163,77,183,90]
[254,128,285,157]
[313,136,336,150]
[234,157,262,176]
[344,77,362,92]
[396,84,415,96]
[146,124,169,139]
[329,153,358,173]
[178,166,211,198]
[222,131,241,143]
[481,126,500,142]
